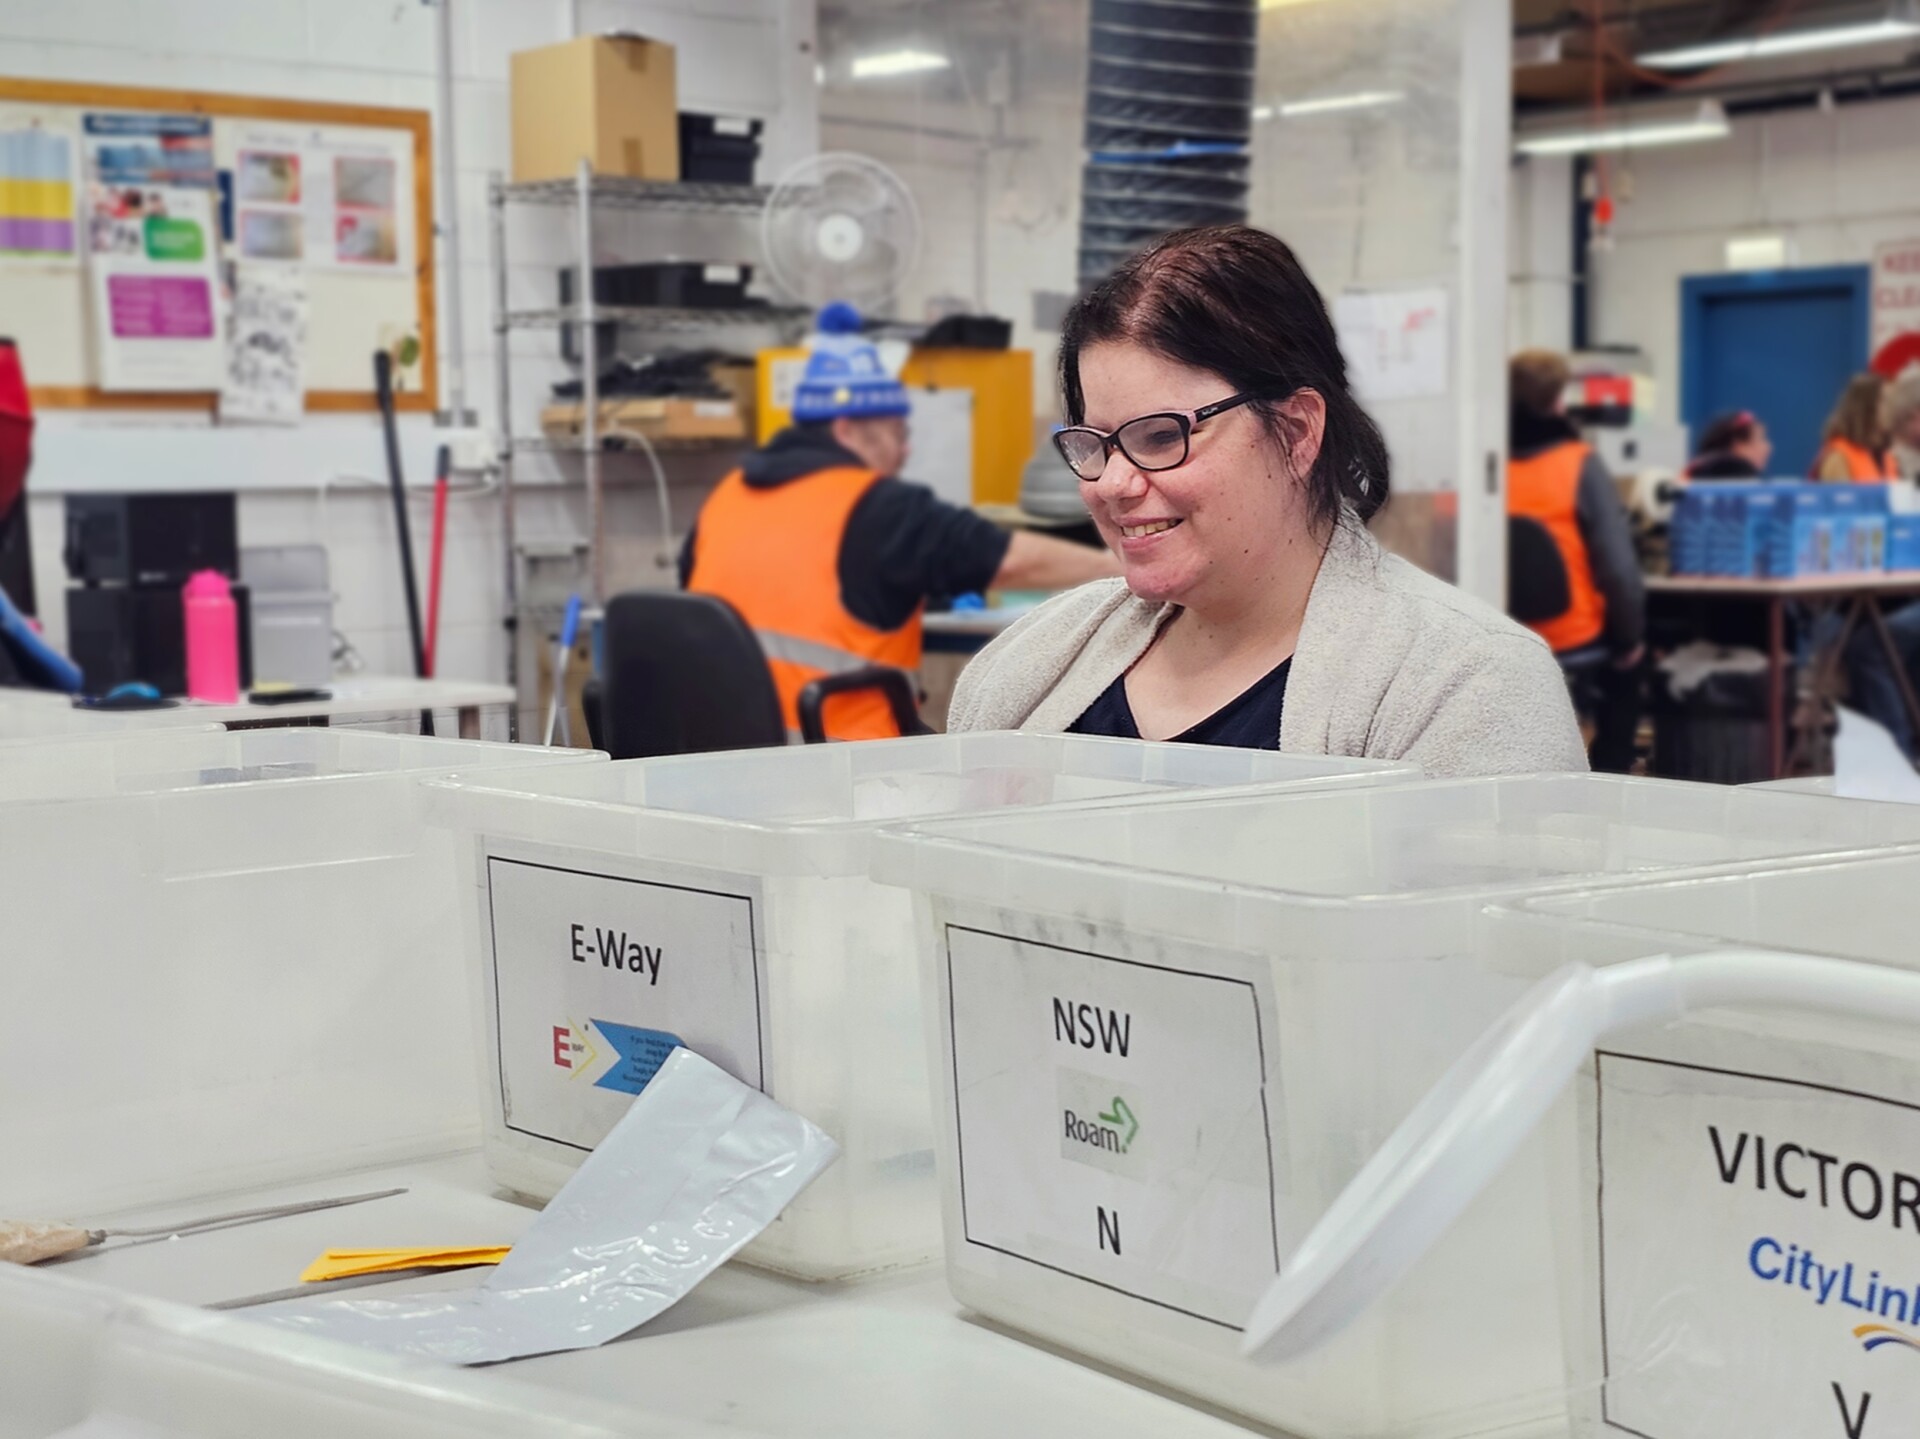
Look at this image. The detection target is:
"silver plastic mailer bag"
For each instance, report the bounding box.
[254,1048,838,1364]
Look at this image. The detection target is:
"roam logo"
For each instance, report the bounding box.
[1057,1067,1140,1176]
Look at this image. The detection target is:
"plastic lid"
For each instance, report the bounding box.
[1241,948,1920,1364]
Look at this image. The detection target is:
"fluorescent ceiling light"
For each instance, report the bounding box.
[1264,90,1404,118]
[1640,16,1920,67]
[850,49,951,79]
[1515,100,1730,155]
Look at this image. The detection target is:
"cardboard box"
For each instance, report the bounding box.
[541,397,747,445]
[707,359,758,437]
[511,34,679,184]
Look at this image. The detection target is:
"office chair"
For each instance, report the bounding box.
[590,590,927,759]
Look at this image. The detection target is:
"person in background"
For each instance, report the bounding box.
[1685,409,1774,479]
[1506,350,1647,773]
[949,226,1583,776]
[1841,369,1920,760]
[1813,372,1896,482]
[1887,370,1920,483]
[680,303,1121,741]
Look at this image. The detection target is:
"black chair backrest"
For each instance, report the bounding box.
[598,590,787,759]
[1507,515,1574,626]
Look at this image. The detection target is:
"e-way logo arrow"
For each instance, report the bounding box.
[551,1019,680,1095]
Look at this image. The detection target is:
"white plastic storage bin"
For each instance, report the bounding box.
[0,729,599,1217]
[0,1262,647,1439]
[422,733,1416,1282]
[869,774,1920,1438]
[1490,851,1920,1439]
[0,690,217,739]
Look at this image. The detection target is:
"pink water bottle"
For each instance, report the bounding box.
[183,569,240,703]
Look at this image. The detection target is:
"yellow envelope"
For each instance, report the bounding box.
[300,1246,511,1283]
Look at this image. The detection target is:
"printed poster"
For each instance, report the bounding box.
[220,264,307,426]
[1334,287,1450,402]
[82,112,214,189]
[0,113,78,264]
[86,181,225,391]
[230,124,410,273]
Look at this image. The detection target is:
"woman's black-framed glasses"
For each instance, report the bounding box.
[1053,392,1258,482]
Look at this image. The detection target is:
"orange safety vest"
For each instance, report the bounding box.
[1508,440,1607,654]
[687,464,922,741]
[1817,437,1898,483]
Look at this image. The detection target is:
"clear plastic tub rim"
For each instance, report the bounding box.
[864,772,1920,1437]
[0,1259,703,1439]
[419,732,1419,1283]
[0,730,603,1218]
[1485,847,1920,1439]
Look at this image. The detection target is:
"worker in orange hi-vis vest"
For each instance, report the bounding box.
[1813,372,1899,482]
[682,303,1121,741]
[1506,350,1646,773]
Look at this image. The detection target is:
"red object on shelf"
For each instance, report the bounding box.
[0,339,33,520]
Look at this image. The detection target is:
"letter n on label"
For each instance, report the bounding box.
[1098,1205,1120,1256]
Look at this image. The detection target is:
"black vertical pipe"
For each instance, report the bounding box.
[372,351,435,736]
[1571,155,1593,354]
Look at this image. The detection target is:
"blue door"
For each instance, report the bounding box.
[1681,266,1871,476]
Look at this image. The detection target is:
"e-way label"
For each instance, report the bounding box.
[485,851,765,1153]
[1594,1051,1920,1438]
[944,922,1277,1330]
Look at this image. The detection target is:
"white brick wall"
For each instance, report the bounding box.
[1510,96,1920,418]
[4,0,819,688]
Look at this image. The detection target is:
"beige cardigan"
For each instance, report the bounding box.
[948,520,1588,779]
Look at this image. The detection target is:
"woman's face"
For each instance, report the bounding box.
[1737,422,1773,471]
[1074,341,1322,609]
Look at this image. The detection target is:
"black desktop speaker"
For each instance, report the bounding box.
[64,492,239,586]
[67,582,252,696]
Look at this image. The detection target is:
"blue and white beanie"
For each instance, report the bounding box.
[791,302,910,423]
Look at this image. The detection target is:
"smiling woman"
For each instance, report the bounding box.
[949,225,1586,776]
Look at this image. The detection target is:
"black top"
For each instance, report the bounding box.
[1068,658,1292,749]
[1685,451,1764,480]
[678,428,1014,631]
[1508,406,1646,655]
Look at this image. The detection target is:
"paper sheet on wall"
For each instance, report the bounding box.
[85,181,225,391]
[82,112,214,189]
[0,112,79,265]
[229,124,411,273]
[1334,288,1449,402]
[220,265,308,425]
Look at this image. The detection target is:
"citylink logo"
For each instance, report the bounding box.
[1748,1235,1920,1357]
[1856,1323,1920,1356]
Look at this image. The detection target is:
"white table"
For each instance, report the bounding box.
[43,1154,1259,1438]
[4,675,517,740]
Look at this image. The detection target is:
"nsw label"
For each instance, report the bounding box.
[944,920,1277,1330]
[485,849,764,1153]
[1594,1050,1920,1437]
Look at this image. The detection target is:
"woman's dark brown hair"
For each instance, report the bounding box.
[1058,225,1391,528]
